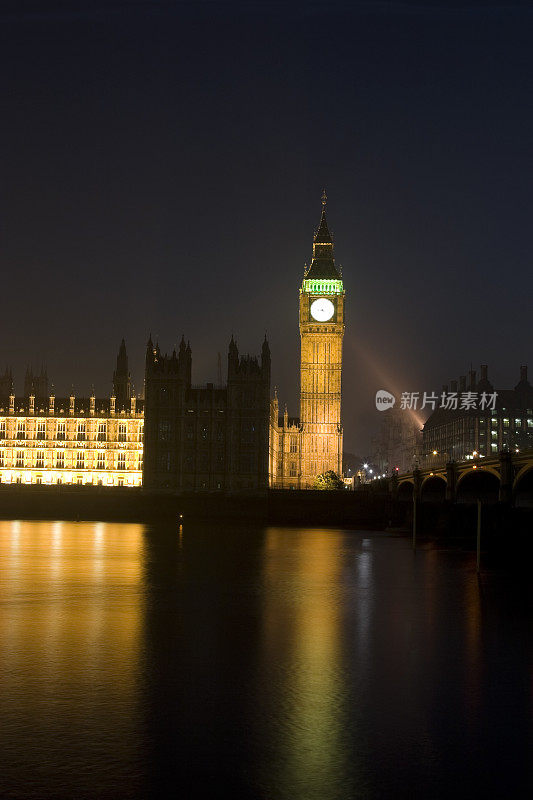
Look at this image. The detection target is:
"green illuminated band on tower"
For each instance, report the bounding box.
[302,278,343,294]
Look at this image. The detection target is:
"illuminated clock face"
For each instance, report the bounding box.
[310,297,335,322]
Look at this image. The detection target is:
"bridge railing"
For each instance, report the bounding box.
[418,454,449,471]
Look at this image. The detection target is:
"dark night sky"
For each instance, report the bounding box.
[1,1,532,453]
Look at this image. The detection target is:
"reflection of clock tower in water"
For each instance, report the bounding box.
[299,192,344,485]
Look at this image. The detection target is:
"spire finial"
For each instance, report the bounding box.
[321,188,327,208]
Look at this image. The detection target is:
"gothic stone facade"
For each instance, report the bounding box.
[1,201,345,493]
[143,336,271,491]
[270,196,345,488]
[0,342,143,486]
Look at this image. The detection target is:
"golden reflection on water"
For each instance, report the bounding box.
[259,528,354,798]
[0,519,145,796]
[0,521,528,799]
[1,520,144,666]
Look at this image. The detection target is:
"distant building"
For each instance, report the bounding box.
[143,336,271,492]
[372,406,423,475]
[423,365,533,460]
[0,343,143,486]
[270,193,345,487]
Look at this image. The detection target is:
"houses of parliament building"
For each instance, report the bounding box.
[0,343,144,488]
[0,197,345,491]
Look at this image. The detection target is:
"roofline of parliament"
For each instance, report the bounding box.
[0,195,345,491]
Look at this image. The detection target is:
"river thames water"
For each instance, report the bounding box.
[0,520,532,799]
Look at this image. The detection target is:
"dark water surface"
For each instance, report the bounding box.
[1,520,532,799]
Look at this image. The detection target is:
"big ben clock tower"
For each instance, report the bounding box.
[299,191,344,486]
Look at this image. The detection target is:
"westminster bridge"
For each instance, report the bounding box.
[391,448,533,506]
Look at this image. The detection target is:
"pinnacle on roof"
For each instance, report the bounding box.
[314,189,333,244]
[304,190,340,280]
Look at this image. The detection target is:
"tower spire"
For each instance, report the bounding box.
[113,338,131,408]
[304,191,338,279]
[314,190,332,245]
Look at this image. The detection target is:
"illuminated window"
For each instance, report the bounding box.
[138,454,143,470]
[35,451,44,468]
[57,421,66,440]
[97,453,105,470]
[16,450,24,468]
[76,451,85,469]
[289,462,297,477]
[503,418,509,428]
[290,435,297,453]
[77,422,86,441]
[37,421,46,439]
[16,421,26,440]
[0,421,5,439]
[139,423,144,442]
[97,422,107,441]
[0,450,4,467]
[56,451,64,468]
[117,452,126,470]
[118,422,127,442]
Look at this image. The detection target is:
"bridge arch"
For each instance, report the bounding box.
[513,462,533,490]
[397,480,414,501]
[456,464,501,483]
[514,464,533,508]
[456,468,500,504]
[420,474,447,503]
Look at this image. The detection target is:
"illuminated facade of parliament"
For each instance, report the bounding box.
[0,197,344,491]
[0,343,144,487]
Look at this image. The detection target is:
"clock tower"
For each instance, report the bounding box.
[299,192,344,486]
